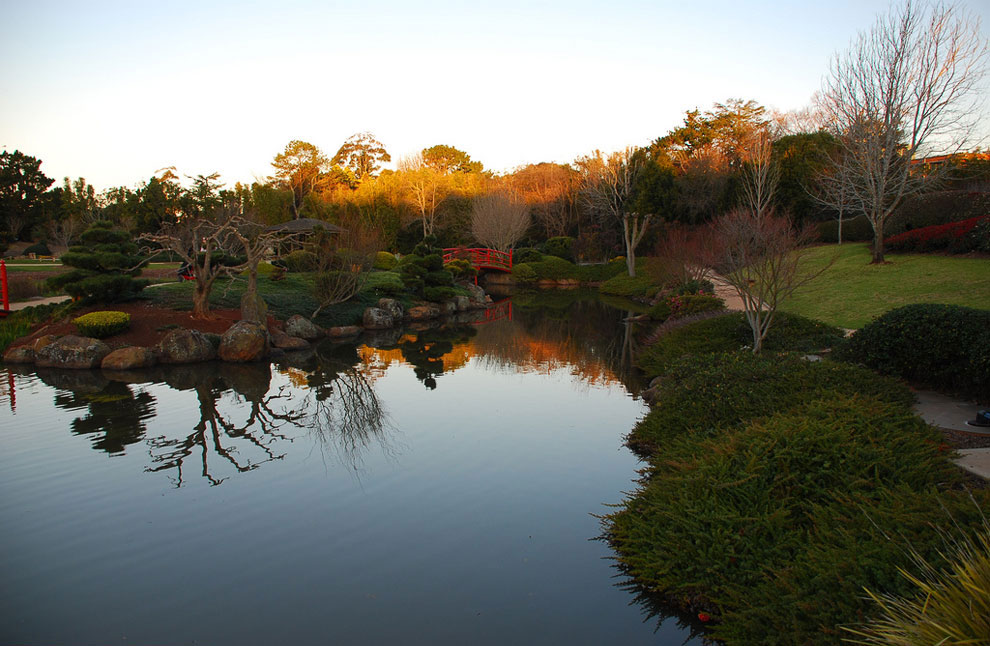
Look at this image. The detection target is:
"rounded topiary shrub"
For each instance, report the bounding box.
[281,250,319,273]
[23,241,52,256]
[513,247,543,264]
[543,236,575,261]
[73,311,131,338]
[836,303,990,397]
[47,221,148,303]
[373,251,398,271]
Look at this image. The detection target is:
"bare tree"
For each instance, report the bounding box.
[706,210,827,353]
[470,190,530,251]
[818,0,988,263]
[310,218,378,319]
[740,130,780,221]
[509,163,579,238]
[577,148,651,277]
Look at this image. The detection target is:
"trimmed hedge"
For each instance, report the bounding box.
[818,215,875,243]
[598,272,659,298]
[609,393,980,644]
[73,311,131,338]
[630,351,914,453]
[373,251,398,271]
[835,303,990,398]
[637,311,844,379]
[281,250,319,273]
[648,293,724,321]
[885,215,989,254]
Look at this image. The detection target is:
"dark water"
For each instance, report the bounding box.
[0,292,701,645]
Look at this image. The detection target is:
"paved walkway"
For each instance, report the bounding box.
[913,390,990,480]
[5,295,71,311]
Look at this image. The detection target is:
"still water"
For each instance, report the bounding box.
[0,293,700,645]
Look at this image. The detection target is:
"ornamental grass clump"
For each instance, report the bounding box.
[73,311,131,338]
[844,523,990,646]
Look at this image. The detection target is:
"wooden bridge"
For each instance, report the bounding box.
[442,248,513,273]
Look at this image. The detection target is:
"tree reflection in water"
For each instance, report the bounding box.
[397,325,477,390]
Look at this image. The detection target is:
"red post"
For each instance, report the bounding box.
[1,259,8,311]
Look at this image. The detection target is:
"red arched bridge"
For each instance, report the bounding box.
[442,248,513,273]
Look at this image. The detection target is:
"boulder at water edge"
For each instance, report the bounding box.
[286,315,324,340]
[363,307,394,330]
[377,298,404,320]
[3,345,36,364]
[157,328,216,364]
[272,330,310,350]
[218,321,270,362]
[405,304,441,321]
[102,346,158,371]
[327,325,362,338]
[35,335,111,369]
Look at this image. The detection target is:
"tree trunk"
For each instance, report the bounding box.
[871,226,885,264]
[192,278,212,319]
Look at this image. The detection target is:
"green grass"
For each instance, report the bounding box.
[782,243,990,328]
[0,302,75,353]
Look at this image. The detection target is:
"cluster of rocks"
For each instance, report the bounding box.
[360,286,491,330]
[3,287,493,372]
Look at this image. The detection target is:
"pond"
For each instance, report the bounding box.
[0,291,701,645]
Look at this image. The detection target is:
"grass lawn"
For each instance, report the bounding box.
[781,243,990,328]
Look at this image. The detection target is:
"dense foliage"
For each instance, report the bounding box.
[884,215,989,254]
[73,310,131,338]
[836,303,990,397]
[47,221,148,303]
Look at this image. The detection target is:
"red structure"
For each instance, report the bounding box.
[1,259,9,316]
[442,248,513,273]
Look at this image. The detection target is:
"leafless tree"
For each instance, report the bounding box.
[509,163,579,238]
[706,210,827,353]
[818,0,988,263]
[740,130,780,221]
[399,153,449,237]
[310,218,378,319]
[577,147,651,277]
[470,190,530,251]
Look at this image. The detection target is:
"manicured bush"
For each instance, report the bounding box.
[397,237,457,301]
[972,218,990,253]
[666,293,724,318]
[281,250,319,273]
[637,311,844,378]
[884,215,989,254]
[373,251,398,271]
[422,286,459,302]
[511,256,580,283]
[575,259,628,283]
[512,247,543,264]
[544,236,575,261]
[444,258,478,281]
[835,303,990,397]
[888,189,990,235]
[73,311,131,338]
[608,395,981,645]
[47,221,148,304]
[364,270,405,296]
[598,272,659,298]
[23,241,52,256]
[818,215,875,243]
[630,351,914,453]
[673,278,714,295]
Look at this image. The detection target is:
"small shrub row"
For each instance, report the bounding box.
[647,292,724,321]
[598,271,660,299]
[73,310,131,338]
[884,215,989,254]
[817,214,876,243]
[637,311,844,379]
[630,351,914,453]
[281,250,319,273]
[835,303,990,398]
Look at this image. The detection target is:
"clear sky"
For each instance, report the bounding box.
[2,0,988,191]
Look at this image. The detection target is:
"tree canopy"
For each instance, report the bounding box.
[332,132,391,180]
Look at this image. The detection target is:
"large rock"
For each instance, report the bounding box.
[454,295,472,312]
[285,315,324,341]
[218,321,269,362]
[240,290,269,325]
[405,304,441,321]
[157,328,216,364]
[35,335,111,369]
[327,325,362,338]
[3,345,35,364]
[272,330,310,350]
[440,301,457,315]
[464,283,488,306]
[363,307,395,330]
[33,334,60,353]
[377,298,404,320]
[102,346,158,371]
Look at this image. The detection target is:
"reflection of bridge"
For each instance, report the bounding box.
[442,248,513,273]
[475,298,512,325]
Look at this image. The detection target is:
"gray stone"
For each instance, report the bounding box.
[377,298,404,320]
[157,328,216,364]
[327,325,362,338]
[272,331,310,350]
[363,307,395,330]
[441,300,457,315]
[3,345,36,364]
[454,295,471,311]
[33,334,60,353]
[285,314,324,340]
[405,304,441,321]
[102,346,157,371]
[218,321,270,362]
[464,283,488,305]
[36,335,111,369]
[240,290,269,325]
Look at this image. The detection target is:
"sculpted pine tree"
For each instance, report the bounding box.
[48,221,149,303]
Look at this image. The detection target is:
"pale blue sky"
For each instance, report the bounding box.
[2,0,987,190]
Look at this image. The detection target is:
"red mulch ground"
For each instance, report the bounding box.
[9,303,265,351]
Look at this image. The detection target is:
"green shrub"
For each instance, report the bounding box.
[608,394,977,645]
[637,311,844,378]
[544,236,575,261]
[373,251,398,271]
[630,351,913,453]
[423,286,458,302]
[23,241,52,256]
[647,300,672,321]
[444,258,477,281]
[835,303,990,398]
[674,278,715,295]
[47,221,148,303]
[512,263,538,285]
[667,293,724,318]
[818,215,875,243]
[599,272,658,298]
[511,256,580,283]
[281,250,319,273]
[73,310,131,338]
[888,189,990,235]
[364,271,405,296]
[512,247,543,264]
[575,260,627,283]
[970,218,990,253]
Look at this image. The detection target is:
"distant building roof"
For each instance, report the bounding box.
[264,218,344,234]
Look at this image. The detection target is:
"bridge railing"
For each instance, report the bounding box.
[442,247,513,272]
